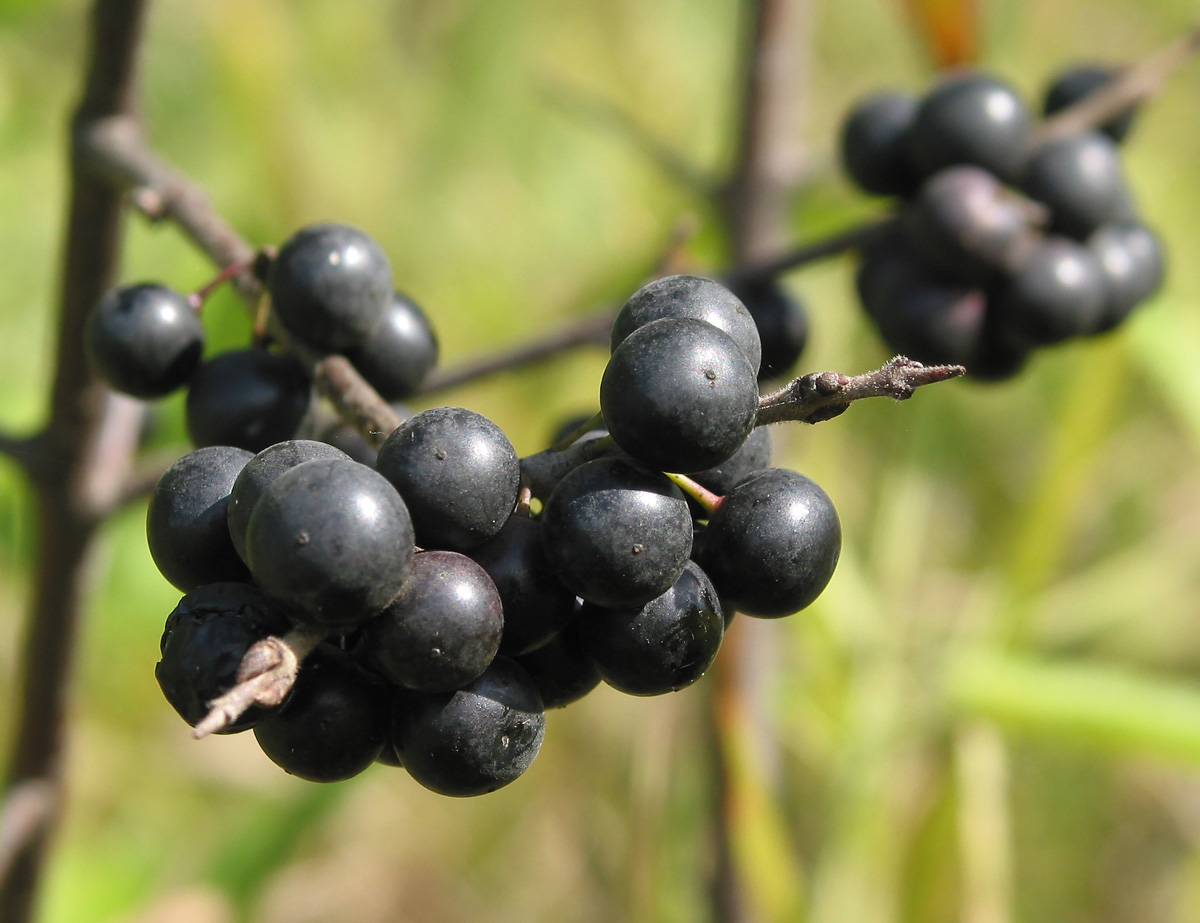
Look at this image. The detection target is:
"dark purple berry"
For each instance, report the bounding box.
[254,645,390,783]
[907,72,1032,183]
[995,236,1107,345]
[579,560,724,696]
[512,609,601,709]
[611,275,762,374]
[695,468,840,618]
[359,550,503,693]
[186,348,312,453]
[1088,222,1164,331]
[226,439,352,564]
[839,90,921,196]
[342,291,439,401]
[1020,132,1131,240]
[1043,64,1136,143]
[376,406,520,551]
[469,514,577,656]
[601,316,759,474]
[155,582,294,733]
[245,457,414,629]
[267,223,393,352]
[392,656,546,797]
[901,165,1043,282]
[540,457,692,609]
[86,283,205,399]
[147,445,253,592]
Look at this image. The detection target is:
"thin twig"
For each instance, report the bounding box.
[755,355,965,426]
[192,626,327,739]
[733,213,897,284]
[313,355,404,447]
[420,310,613,396]
[1031,22,1200,149]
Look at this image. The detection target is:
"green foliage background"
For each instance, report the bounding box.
[2,0,1200,920]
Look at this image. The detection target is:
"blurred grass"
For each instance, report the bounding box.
[1,0,1200,921]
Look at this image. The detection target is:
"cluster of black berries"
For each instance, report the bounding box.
[85,222,439,453]
[92,224,842,797]
[841,64,1164,379]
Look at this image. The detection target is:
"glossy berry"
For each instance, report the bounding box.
[359,550,503,693]
[254,645,390,783]
[376,406,520,551]
[86,283,205,399]
[601,316,759,474]
[245,457,414,629]
[1020,131,1130,240]
[186,348,312,453]
[155,582,294,733]
[902,166,1043,282]
[342,291,439,401]
[611,275,762,374]
[1043,64,1136,143]
[226,439,351,564]
[513,610,602,709]
[873,276,989,369]
[995,236,1107,345]
[728,278,809,382]
[1088,222,1165,331]
[839,90,921,196]
[267,223,393,352]
[541,457,692,609]
[469,514,577,656]
[579,560,724,696]
[907,72,1032,183]
[695,468,841,618]
[147,445,253,592]
[392,656,546,797]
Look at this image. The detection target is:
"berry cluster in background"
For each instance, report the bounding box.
[85,224,847,797]
[842,64,1165,379]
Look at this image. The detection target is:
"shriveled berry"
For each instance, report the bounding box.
[155,582,294,733]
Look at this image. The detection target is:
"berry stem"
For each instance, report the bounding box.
[420,309,614,395]
[186,257,257,311]
[733,212,897,284]
[662,472,724,515]
[755,355,965,426]
[312,354,404,447]
[1032,22,1200,149]
[520,434,617,501]
[191,625,328,740]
